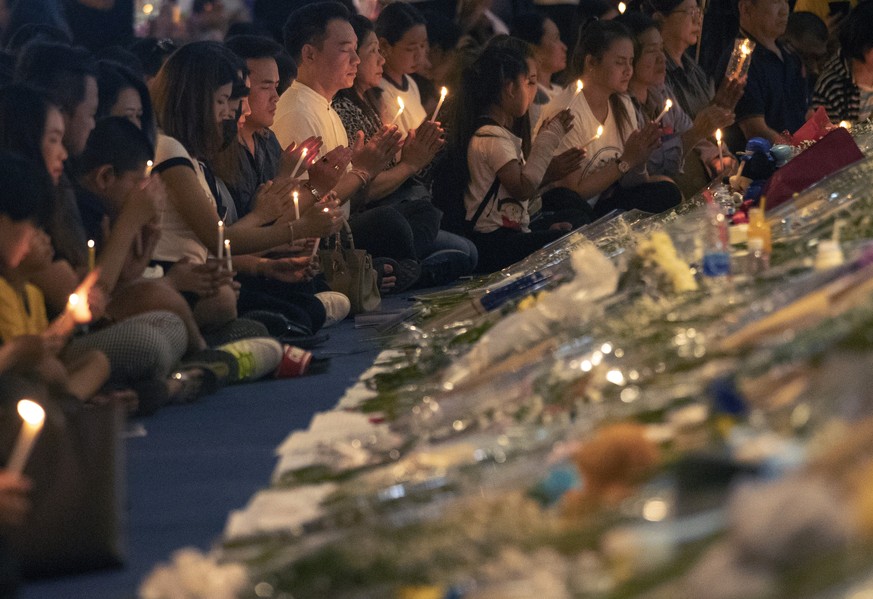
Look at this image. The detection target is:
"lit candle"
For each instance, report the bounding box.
[390,97,405,126]
[716,128,723,165]
[582,124,604,148]
[654,98,673,124]
[293,190,300,220]
[224,239,233,272]
[618,1,627,13]
[6,400,45,475]
[430,86,448,122]
[839,120,852,130]
[292,148,308,179]
[146,160,154,176]
[87,239,96,272]
[567,79,583,110]
[67,292,91,324]
[733,39,752,80]
[217,220,225,259]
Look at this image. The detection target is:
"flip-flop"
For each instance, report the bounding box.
[382,258,421,295]
[373,257,400,293]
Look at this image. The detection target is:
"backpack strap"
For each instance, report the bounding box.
[465,117,504,232]
[467,176,501,230]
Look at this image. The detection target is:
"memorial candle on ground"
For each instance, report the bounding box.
[6,400,45,475]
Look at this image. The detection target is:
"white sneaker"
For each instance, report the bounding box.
[216,337,284,382]
[316,291,351,328]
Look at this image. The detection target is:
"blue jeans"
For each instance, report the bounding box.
[424,229,479,274]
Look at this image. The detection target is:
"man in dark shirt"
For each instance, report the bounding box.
[224,35,286,218]
[717,0,810,150]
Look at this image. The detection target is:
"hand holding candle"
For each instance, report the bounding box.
[391,97,405,126]
[729,38,754,81]
[6,400,45,475]
[430,87,448,122]
[654,98,672,124]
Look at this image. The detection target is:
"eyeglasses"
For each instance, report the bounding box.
[672,7,702,20]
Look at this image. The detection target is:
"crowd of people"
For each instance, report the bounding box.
[0,0,872,588]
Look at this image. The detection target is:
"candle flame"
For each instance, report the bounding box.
[665,98,673,111]
[440,86,448,99]
[17,400,44,426]
[68,293,80,307]
[397,97,405,111]
[576,79,583,93]
[715,128,722,142]
[839,120,852,130]
[218,220,224,227]
[618,1,627,12]
[224,239,230,250]
[87,239,95,249]
[741,39,751,55]
[595,124,604,138]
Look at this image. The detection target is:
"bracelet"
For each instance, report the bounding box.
[287,221,296,245]
[349,167,371,188]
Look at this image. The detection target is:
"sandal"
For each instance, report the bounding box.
[167,365,219,404]
[373,257,400,294]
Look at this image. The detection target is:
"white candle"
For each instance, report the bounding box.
[293,191,300,220]
[217,220,225,258]
[87,239,96,272]
[582,124,604,148]
[654,98,673,124]
[224,239,233,272]
[430,87,448,122]
[566,79,583,110]
[716,128,723,165]
[390,97,405,126]
[292,148,308,179]
[6,400,45,475]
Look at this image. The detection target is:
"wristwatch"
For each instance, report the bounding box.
[616,158,631,174]
[303,181,322,201]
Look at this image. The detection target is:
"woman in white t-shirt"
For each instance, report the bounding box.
[451,37,589,273]
[375,2,430,139]
[150,42,342,330]
[539,20,682,218]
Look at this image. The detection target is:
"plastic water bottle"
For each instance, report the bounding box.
[702,201,731,279]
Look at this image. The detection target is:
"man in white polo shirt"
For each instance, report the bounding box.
[272,1,401,217]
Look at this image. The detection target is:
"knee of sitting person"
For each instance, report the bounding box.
[110,279,189,318]
[192,286,238,332]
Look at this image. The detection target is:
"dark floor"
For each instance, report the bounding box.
[21,296,412,599]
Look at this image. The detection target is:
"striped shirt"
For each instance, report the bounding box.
[813,55,860,123]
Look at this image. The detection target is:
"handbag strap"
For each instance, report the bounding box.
[467,176,501,230]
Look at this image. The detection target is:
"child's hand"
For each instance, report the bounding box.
[167,258,226,297]
[543,147,587,185]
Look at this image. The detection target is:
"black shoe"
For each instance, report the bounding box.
[417,249,471,288]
